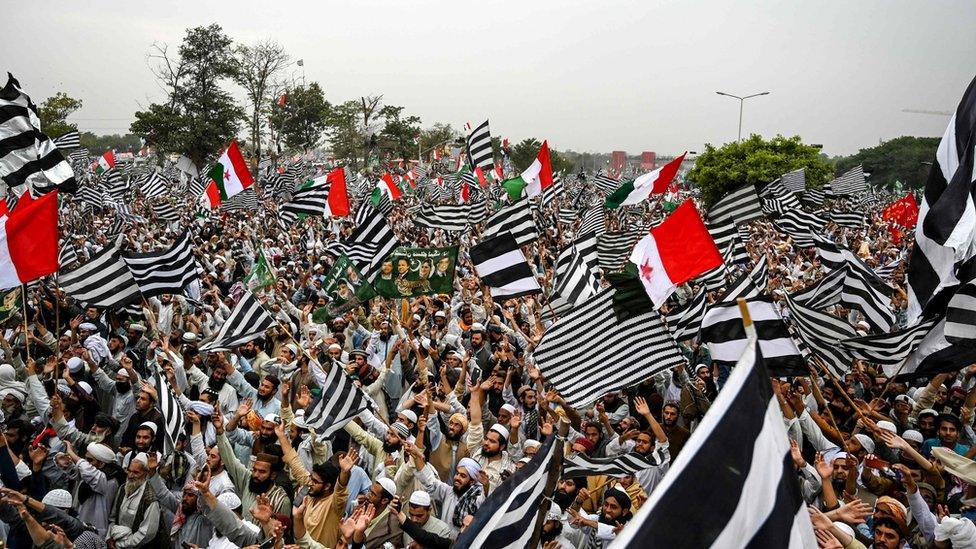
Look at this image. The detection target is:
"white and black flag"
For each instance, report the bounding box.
[562,448,667,479]
[200,291,276,352]
[304,361,371,438]
[701,297,806,376]
[483,199,539,247]
[611,336,816,548]
[470,232,541,301]
[826,165,867,196]
[122,232,199,298]
[59,242,142,308]
[466,119,494,171]
[707,184,763,227]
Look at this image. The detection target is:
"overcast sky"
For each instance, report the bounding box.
[5,0,975,157]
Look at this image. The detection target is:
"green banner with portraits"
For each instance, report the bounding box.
[373,246,458,298]
[323,255,377,315]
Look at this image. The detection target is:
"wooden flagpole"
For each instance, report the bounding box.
[21,284,30,362]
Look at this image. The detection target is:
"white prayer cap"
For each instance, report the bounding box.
[398,409,418,424]
[292,409,308,429]
[500,404,516,414]
[328,343,342,351]
[409,490,431,507]
[85,443,116,464]
[263,413,282,424]
[876,420,897,433]
[471,322,485,332]
[434,311,446,318]
[217,492,242,510]
[76,381,93,395]
[489,424,510,440]
[377,477,397,497]
[41,489,73,509]
[78,322,97,332]
[132,452,149,467]
[903,430,924,444]
[67,357,85,373]
[852,433,875,454]
[139,421,158,434]
[284,343,298,355]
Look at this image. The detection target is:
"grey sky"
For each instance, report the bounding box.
[5,0,975,157]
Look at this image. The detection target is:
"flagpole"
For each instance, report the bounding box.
[527,416,569,549]
[21,284,30,362]
[811,355,870,422]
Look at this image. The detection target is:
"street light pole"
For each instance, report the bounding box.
[716,91,770,142]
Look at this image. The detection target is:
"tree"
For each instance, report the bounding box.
[688,134,833,209]
[233,40,290,169]
[38,92,82,138]
[269,82,331,154]
[832,136,939,190]
[419,123,460,162]
[325,100,366,169]
[79,132,142,153]
[378,105,421,161]
[131,24,243,167]
[509,138,575,175]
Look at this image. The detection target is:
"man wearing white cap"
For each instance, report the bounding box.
[400,489,454,546]
[361,476,404,547]
[465,380,515,488]
[63,441,124,537]
[408,443,485,538]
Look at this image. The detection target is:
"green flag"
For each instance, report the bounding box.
[502,177,527,201]
[323,255,377,315]
[373,246,459,298]
[244,249,276,292]
[0,288,21,324]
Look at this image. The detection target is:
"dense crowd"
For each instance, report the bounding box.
[0,163,972,549]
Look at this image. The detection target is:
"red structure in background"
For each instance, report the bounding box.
[611,151,627,175]
[640,151,656,170]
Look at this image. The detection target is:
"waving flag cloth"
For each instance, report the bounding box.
[521,140,554,198]
[605,153,686,209]
[207,141,254,201]
[629,200,723,307]
[0,191,58,289]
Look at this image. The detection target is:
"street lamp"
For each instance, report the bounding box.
[716,91,770,142]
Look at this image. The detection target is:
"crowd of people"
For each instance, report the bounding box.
[0,159,972,549]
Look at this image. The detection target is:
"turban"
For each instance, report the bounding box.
[458,457,481,478]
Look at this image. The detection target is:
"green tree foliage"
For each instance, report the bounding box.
[509,138,575,174]
[419,123,461,162]
[688,134,833,209]
[378,105,422,161]
[130,24,243,166]
[269,82,331,153]
[38,92,82,138]
[79,132,142,153]
[832,136,940,190]
[325,100,366,169]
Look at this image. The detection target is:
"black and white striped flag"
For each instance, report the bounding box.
[783,292,856,378]
[279,182,329,225]
[551,244,600,308]
[826,165,866,196]
[415,201,487,232]
[597,228,643,274]
[701,297,806,376]
[540,174,565,206]
[471,232,541,301]
[874,257,902,281]
[483,199,539,247]
[466,119,494,171]
[577,205,607,236]
[59,242,142,308]
[794,265,893,333]
[103,169,129,202]
[718,257,768,304]
[304,361,371,438]
[780,167,806,193]
[665,291,708,342]
[52,131,81,150]
[772,209,827,248]
[454,434,560,549]
[535,287,686,407]
[58,241,78,269]
[200,291,276,352]
[140,171,169,200]
[802,187,826,208]
[152,370,185,455]
[707,184,763,227]
[592,173,619,195]
[0,74,77,195]
[707,221,749,265]
[611,336,816,548]
[838,318,938,370]
[122,232,199,298]
[562,448,666,478]
[328,204,400,279]
[814,234,890,295]
[829,209,865,229]
[151,201,180,222]
[907,75,976,324]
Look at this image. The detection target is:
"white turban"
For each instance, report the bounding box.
[935,517,976,546]
[86,444,116,464]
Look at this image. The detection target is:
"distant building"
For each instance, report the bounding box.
[611,151,627,174]
[640,151,656,170]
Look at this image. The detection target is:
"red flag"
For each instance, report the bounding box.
[475,166,488,187]
[882,194,919,229]
[277,94,287,107]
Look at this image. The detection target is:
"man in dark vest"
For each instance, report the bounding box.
[107,452,164,548]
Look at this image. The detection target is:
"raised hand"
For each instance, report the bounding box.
[296,385,311,409]
[339,449,359,472]
[832,498,871,525]
[814,452,832,479]
[237,397,253,418]
[789,438,806,469]
[634,396,650,417]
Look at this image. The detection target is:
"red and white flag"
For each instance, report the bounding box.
[521,140,554,198]
[629,200,723,307]
[324,167,350,217]
[0,192,59,289]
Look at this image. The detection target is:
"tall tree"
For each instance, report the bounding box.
[510,138,574,174]
[233,40,290,169]
[378,105,421,161]
[688,134,833,208]
[832,136,940,190]
[419,123,460,162]
[38,92,82,138]
[325,100,366,170]
[268,82,331,153]
[131,24,243,167]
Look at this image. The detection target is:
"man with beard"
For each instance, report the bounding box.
[917,409,940,441]
[165,481,214,548]
[344,414,408,480]
[279,422,357,549]
[553,477,585,512]
[466,379,515,487]
[368,319,403,403]
[466,324,492,380]
[124,323,149,358]
[566,488,633,549]
[427,412,470,482]
[657,401,689,457]
[239,338,271,377]
[213,406,291,521]
[602,397,671,495]
[107,453,162,548]
[226,402,283,464]
[150,294,182,336]
[206,355,239,414]
[120,423,157,468]
[411,445,485,538]
[397,490,454,547]
[119,382,165,452]
[224,355,281,418]
[63,441,125,537]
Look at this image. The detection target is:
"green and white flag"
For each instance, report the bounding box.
[244,249,275,292]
